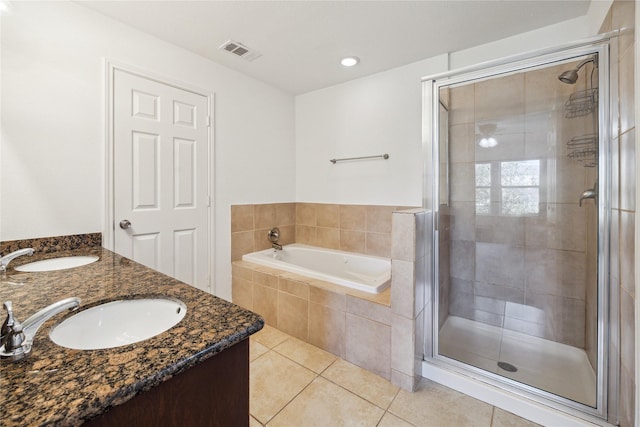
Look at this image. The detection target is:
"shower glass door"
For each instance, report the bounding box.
[431,45,610,416]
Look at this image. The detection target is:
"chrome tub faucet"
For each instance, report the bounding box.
[0,297,81,362]
[268,227,283,251]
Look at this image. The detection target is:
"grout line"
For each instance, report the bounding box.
[381,407,418,427]
[386,386,402,410]
[269,340,335,375]
[317,357,339,376]
[373,410,386,427]
[319,369,397,412]
[271,336,292,352]
[264,371,321,426]
[249,346,272,364]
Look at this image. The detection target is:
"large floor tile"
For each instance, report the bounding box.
[250,340,270,362]
[274,336,337,373]
[378,412,415,427]
[251,324,290,349]
[267,377,384,427]
[322,358,399,410]
[388,378,494,427]
[250,351,316,424]
[490,408,541,427]
[250,415,263,427]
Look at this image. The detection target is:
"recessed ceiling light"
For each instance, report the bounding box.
[340,56,360,67]
[478,137,498,148]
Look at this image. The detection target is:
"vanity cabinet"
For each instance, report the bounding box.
[85,339,249,427]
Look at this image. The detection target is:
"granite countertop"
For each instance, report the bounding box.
[0,247,263,426]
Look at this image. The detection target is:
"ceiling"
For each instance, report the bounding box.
[79,1,592,95]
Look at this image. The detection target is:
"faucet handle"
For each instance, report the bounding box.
[1,301,26,354]
[3,301,13,314]
[3,321,25,352]
[1,301,16,341]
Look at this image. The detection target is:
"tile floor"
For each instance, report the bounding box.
[250,325,540,427]
[439,316,596,407]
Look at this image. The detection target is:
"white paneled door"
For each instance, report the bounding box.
[113,69,210,292]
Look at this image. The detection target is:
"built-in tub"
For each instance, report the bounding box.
[241,243,391,294]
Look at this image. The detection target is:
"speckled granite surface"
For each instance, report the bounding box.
[0,247,264,426]
[0,233,102,255]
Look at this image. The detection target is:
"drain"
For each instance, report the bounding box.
[497,361,518,372]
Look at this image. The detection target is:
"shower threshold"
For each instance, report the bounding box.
[438,316,596,407]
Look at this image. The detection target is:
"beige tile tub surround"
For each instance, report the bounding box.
[232,260,393,379]
[231,203,296,261]
[232,204,427,390]
[297,203,412,257]
[391,209,431,392]
[231,203,413,261]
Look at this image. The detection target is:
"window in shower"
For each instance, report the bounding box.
[431,47,610,417]
[475,160,541,216]
[475,163,491,214]
[500,160,540,215]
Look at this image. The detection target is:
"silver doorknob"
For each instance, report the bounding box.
[119,220,132,229]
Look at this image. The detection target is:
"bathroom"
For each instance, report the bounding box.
[1,0,638,426]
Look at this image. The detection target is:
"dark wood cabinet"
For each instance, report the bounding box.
[85,339,249,427]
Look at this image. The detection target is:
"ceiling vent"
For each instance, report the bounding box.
[219,40,262,62]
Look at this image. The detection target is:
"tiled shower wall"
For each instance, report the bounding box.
[445,62,594,348]
[600,1,636,425]
[390,209,431,391]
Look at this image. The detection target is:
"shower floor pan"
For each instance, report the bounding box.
[438,316,596,407]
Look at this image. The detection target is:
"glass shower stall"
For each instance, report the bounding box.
[423,38,617,423]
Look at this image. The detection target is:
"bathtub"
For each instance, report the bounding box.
[242,244,391,294]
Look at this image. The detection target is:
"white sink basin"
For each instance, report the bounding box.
[15,256,99,272]
[49,298,187,350]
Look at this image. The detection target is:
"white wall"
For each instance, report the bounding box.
[295,14,595,207]
[0,2,296,300]
[295,55,447,207]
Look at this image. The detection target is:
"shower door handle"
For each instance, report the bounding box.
[579,188,597,207]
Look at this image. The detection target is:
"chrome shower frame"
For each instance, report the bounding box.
[421,33,620,424]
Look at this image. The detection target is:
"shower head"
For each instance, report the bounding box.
[558,69,579,84]
[558,57,596,84]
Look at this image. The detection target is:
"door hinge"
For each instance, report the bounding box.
[208,196,211,207]
[206,116,211,127]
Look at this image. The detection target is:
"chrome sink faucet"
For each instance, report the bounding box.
[0,297,80,362]
[0,248,35,275]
